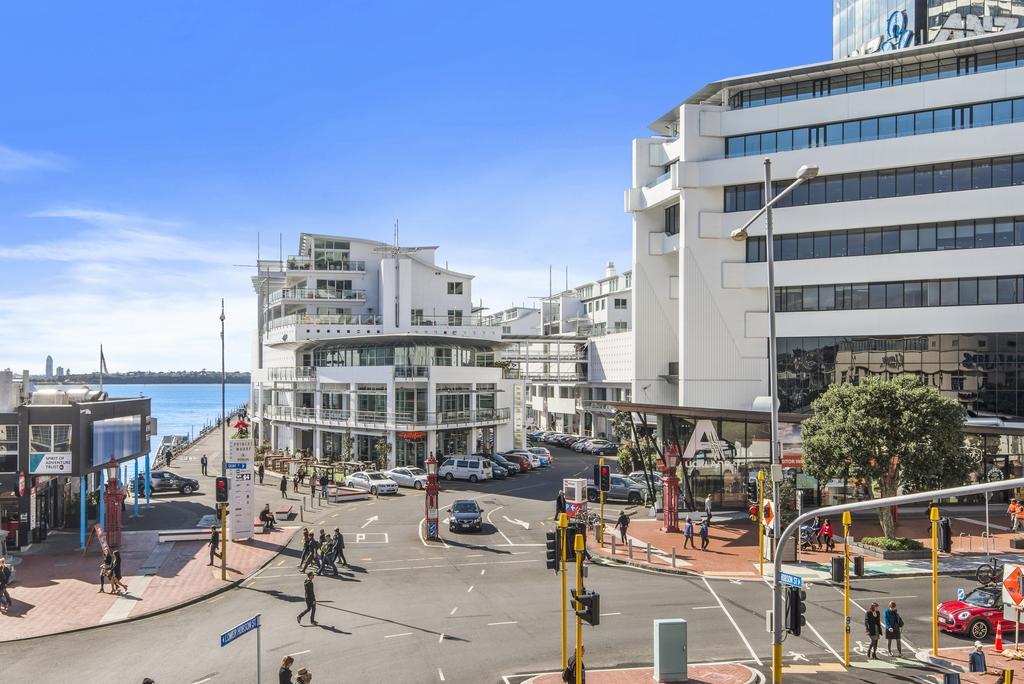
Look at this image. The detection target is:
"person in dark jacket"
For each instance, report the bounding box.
[200,454,208,476]
[296,572,317,625]
[319,473,328,500]
[614,510,630,544]
[301,535,320,573]
[110,549,128,594]
[562,644,585,683]
[279,655,294,683]
[99,550,113,592]
[699,518,710,551]
[333,528,347,566]
[0,557,12,610]
[969,641,989,673]
[258,463,265,485]
[883,601,904,656]
[864,602,882,659]
[280,475,289,499]
[208,526,220,566]
[682,517,695,549]
[297,529,311,568]
[555,491,566,520]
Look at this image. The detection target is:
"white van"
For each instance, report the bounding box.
[438,457,493,482]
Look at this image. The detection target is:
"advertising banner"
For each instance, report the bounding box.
[29,452,72,475]
[227,439,255,541]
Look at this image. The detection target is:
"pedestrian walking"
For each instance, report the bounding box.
[1010,499,1020,532]
[614,510,630,544]
[318,537,338,576]
[279,656,294,684]
[298,529,311,568]
[319,473,328,500]
[704,494,713,523]
[280,475,289,499]
[99,550,113,592]
[110,549,128,594]
[208,525,220,566]
[883,601,904,656]
[200,454,208,476]
[562,644,585,683]
[0,557,12,612]
[699,518,710,551]
[333,528,347,566]
[301,534,320,573]
[555,491,566,520]
[296,572,317,625]
[682,517,695,549]
[969,641,990,673]
[819,518,835,552]
[864,602,882,659]
[293,473,300,493]
[310,474,317,500]
[258,463,265,485]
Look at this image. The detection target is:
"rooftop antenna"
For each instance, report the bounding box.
[279,233,282,263]
[257,232,260,262]
[565,265,568,291]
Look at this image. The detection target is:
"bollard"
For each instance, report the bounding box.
[611,536,617,556]
[647,543,652,564]
[628,539,633,560]
[672,547,677,568]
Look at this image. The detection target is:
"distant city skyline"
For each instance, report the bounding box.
[0,3,831,371]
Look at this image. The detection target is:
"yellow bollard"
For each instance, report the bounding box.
[931,505,940,657]
[574,533,585,684]
[842,510,851,666]
[559,513,568,671]
[758,470,765,577]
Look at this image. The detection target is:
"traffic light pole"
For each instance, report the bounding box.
[574,532,584,684]
[842,511,851,666]
[220,501,227,581]
[757,470,765,577]
[931,505,940,657]
[771,476,1024,683]
[598,458,606,546]
[559,513,568,670]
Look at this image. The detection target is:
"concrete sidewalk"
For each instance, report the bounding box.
[520,662,758,683]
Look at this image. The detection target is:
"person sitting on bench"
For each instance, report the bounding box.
[259,504,276,531]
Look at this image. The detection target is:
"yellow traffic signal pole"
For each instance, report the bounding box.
[598,457,606,546]
[757,470,765,577]
[574,533,584,684]
[930,505,940,657]
[559,513,568,670]
[220,502,228,581]
[842,511,851,666]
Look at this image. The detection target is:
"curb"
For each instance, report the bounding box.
[513,662,760,684]
[1,525,303,644]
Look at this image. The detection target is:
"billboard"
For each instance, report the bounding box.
[92,415,142,467]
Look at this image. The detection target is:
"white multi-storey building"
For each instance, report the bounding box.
[626,29,1024,508]
[250,234,520,468]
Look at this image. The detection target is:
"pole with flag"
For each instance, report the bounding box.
[99,345,108,392]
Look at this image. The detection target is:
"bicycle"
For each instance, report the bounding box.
[976,556,1003,585]
[581,511,602,532]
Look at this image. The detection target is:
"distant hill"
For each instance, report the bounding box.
[45,371,251,385]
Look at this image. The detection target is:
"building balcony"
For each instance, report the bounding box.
[284,256,367,273]
[394,365,429,379]
[263,313,504,346]
[261,405,511,429]
[268,287,367,304]
[266,366,317,382]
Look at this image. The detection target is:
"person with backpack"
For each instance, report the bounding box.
[614,510,630,544]
[883,601,904,657]
[99,550,114,592]
[682,517,695,549]
[562,644,585,683]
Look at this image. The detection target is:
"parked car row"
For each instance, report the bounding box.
[527,431,618,455]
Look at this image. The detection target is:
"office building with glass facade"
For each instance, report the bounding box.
[625,28,1024,508]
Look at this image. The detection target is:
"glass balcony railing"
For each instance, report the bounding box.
[261,405,511,427]
[265,313,383,330]
[268,288,367,304]
[285,256,367,272]
[394,366,429,378]
[266,367,317,381]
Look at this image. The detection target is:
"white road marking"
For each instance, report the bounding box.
[467,585,474,593]
[480,569,485,575]
[361,515,379,529]
[503,515,530,530]
[438,632,445,644]
[191,678,212,684]
[600,612,621,617]
[806,620,844,665]
[374,565,448,572]
[288,649,311,657]
[487,621,517,626]
[384,632,413,639]
[701,577,763,666]
[276,559,285,567]
[692,606,720,610]
[466,554,484,558]
[486,506,516,546]
[787,651,808,662]
[450,607,458,616]
[438,668,446,681]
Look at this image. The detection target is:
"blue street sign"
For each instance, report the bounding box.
[780,572,803,588]
[221,615,259,647]
[226,462,246,470]
[957,587,965,601]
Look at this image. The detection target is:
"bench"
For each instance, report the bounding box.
[274,504,294,520]
[254,518,272,534]
[158,529,211,543]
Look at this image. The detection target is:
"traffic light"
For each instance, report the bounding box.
[574,591,601,626]
[746,480,758,502]
[545,531,560,572]
[785,586,806,636]
[567,522,586,558]
[599,465,611,492]
[215,476,229,503]
[938,517,952,553]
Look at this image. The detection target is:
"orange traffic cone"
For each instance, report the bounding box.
[995,621,1004,653]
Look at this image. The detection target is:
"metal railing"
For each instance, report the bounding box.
[266,367,317,381]
[394,366,429,378]
[285,256,366,272]
[644,169,671,188]
[409,314,488,327]
[266,313,384,330]
[268,287,367,304]
[262,405,511,427]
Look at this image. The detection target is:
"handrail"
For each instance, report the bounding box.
[262,405,511,426]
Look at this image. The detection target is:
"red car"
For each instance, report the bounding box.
[938,585,1023,640]
[502,454,532,471]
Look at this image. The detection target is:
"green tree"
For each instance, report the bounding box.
[801,375,975,538]
[374,437,392,471]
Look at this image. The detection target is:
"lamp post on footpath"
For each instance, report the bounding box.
[425,452,440,541]
[559,512,568,671]
[730,158,820,684]
[662,443,680,533]
[930,504,940,657]
[758,469,765,577]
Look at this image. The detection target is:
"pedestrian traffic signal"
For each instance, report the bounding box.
[546,531,560,573]
[785,586,806,636]
[746,480,758,502]
[938,517,952,553]
[598,465,611,492]
[574,591,600,626]
[215,476,229,503]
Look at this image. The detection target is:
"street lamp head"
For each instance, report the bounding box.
[796,164,819,180]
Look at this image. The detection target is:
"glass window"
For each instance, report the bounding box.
[878,169,896,197]
[933,163,952,193]
[760,132,776,154]
[975,220,994,248]
[1014,156,1024,185]
[896,113,915,136]
[798,234,814,259]
[777,129,793,152]
[997,277,1017,304]
[896,168,915,196]
[869,283,886,308]
[956,221,975,249]
[780,235,797,261]
[900,226,918,252]
[835,284,852,309]
[781,83,797,103]
[861,118,878,141]
[847,230,864,256]
[882,227,900,254]
[973,102,993,127]
[905,281,923,307]
[843,121,860,143]
[914,110,933,134]
[745,184,762,210]
[978,278,997,305]
[746,239,759,263]
[878,115,896,139]
[960,278,978,306]
[1015,99,1024,123]
[940,279,959,306]
[860,171,878,199]
[819,285,835,310]
[791,180,809,206]
[725,187,737,213]
[802,286,818,311]
[843,173,860,201]
[814,232,829,258]
[952,162,973,191]
[886,282,904,308]
[826,176,843,203]
[1018,218,1024,245]
[993,157,1012,187]
[995,218,1014,247]
[745,135,760,156]
[936,222,956,250]
[933,108,953,132]
[994,100,1013,125]
[925,281,942,306]
[853,283,870,309]
[972,160,992,189]
[808,177,826,204]
[865,228,882,255]
[785,288,802,311]
[826,123,842,145]
[914,166,932,194]
[726,137,744,158]
[918,224,936,251]
[830,232,847,257]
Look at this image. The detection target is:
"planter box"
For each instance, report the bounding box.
[847,540,930,560]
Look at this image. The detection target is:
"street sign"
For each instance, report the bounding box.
[762,499,776,530]
[220,615,259,647]
[780,572,803,588]
[226,462,246,470]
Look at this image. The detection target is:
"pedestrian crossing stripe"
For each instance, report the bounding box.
[781,663,846,673]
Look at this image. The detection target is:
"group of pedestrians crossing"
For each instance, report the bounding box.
[863,601,905,659]
[279,655,313,683]
[297,527,347,577]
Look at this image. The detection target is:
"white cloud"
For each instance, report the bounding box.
[0,144,68,174]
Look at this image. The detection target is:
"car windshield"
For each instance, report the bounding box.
[452,502,477,513]
[407,468,425,476]
[963,588,999,608]
[367,473,387,480]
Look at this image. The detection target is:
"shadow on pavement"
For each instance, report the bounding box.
[318,603,470,642]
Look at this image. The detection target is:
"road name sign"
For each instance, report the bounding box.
[221,615,259,647]
[780,572,803,588]
[226,462,246,469]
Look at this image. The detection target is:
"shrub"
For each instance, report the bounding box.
[858,536,924,551]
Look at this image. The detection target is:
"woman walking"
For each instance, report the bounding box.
[98,550,113,593]
[818,519,835,552]
[883,601,904,656]
[110,549,128,595]
[864,602,882,659]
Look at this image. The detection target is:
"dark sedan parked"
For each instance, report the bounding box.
[490,453,519,475]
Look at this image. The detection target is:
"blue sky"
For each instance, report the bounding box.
[0,1,830,372]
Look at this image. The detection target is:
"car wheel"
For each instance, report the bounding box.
[414,481,423,490]
[968,619,990,640]
[370,486,377,495]
[587,490,598,503]
[182,485,194,495]
[445,473,454,481]
[628,492,642,505]
[469,475,478,483]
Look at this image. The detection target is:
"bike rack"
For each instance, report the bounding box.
[980,531,995,555]
[959,532,971,552]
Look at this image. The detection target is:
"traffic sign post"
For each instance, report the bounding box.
[1002,564,1024,650]
[779,572,803,588]
[220,614,261,683]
